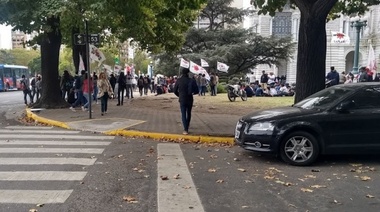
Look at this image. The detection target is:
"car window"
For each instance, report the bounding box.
[294,86,354,110]
[349,87,380,109]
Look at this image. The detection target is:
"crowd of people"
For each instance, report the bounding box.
[326,66,380,86]
[20,74,42,105]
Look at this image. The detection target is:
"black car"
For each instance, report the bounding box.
[235,82,380,166]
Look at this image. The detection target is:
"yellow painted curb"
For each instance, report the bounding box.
[105,129,235,144]
[26,109,71,129]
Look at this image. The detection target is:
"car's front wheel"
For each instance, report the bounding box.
[280,131,319,166]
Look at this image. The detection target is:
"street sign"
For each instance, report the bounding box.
[74,33,100,46]
[88,34,100,46]
[74,33,85,45]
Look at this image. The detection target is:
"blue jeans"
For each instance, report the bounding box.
[100,92,109,113]
[180,103,193,132]
[92,86,98,102]
[83,92,91,109]
[72,90,83,108]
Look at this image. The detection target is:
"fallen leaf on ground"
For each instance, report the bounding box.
[36,204,44,207]
[173,174,180,179]
[310,185,327,188]
[123,196,138,203]
[216,179,224,183]
[241,206,249,209]
[238,168,246,172]
[366,194,375,198]
[160,176,169,180]
[29,209,38,212]
[369,167,376,171]
[183,185,191,189]
[360,176,371,181]
[288,204,297,208]
[350,163,363,167]
[264,176,275,180]
[208,168,217,173]
[301,188,313,193]
[244,180,254,183]
[304,175,316,178]
[132,168,139,171]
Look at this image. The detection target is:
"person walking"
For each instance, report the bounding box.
[174,68,198,135]
[35,75,42,100]
[97,72,113,116]
[109,73,117,99]
[92,72,98,104]
[137,75,144,96]
[82,73,93,112]
[20,75,33,105]
[69,70,85,112]
[117,72,126,106]
[125,71,134,99]
[60,70,73,100]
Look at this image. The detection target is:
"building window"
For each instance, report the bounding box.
[272,12,292,38]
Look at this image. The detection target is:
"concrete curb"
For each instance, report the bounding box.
[25,109,235,145]
[26,109,71,129]
[105,129,234,144]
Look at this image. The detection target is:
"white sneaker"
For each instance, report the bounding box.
[81,106,85,111]
[69,107,76,112]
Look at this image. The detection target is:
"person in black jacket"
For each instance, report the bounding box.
[174,68,198,135]
[117,72,126,106]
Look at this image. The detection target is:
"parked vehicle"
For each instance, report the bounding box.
[0,64,29,91]
[227,84,247,102]
[235,82,380,166]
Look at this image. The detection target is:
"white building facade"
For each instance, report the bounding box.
[245,4,380,83]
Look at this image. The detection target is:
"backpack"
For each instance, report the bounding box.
[138,79,144,86]
[65,80,72,90]
[143,78,148,84]
[20,80,27,91]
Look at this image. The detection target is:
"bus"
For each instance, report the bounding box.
[0,64,29,91]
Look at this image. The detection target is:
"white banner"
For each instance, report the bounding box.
[190,61,210,80]
[89,44,106,66]
[79,55,85,71]
[217,61,229,73]
[367,43,377,76]
[331,32,350,44]
[180,58,190,68]
[200,59,209,67]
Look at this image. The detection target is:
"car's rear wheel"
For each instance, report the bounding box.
[280,131,319,166]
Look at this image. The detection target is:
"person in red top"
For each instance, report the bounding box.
[82,73,93,111]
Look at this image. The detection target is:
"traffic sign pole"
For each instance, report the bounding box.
[85,20,92,119]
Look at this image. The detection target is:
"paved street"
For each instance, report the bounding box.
[1,92,380,212]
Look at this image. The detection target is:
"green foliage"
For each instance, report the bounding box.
[132,49,151,75]
[28,57,41,75]
[216,82,226,93]
[0,49,40,69]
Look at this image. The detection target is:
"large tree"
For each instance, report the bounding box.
[156,0,294,77]
[0,0,206,108]
[251,0,380,103]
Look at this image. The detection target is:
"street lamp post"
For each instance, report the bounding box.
[350,19,367,74]
[149,61,153,79]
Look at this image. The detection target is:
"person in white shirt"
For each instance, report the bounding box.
[279,84,289,95]
[267,72,276,85]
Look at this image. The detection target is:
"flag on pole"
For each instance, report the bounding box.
[190,61,210,80]
[217,61,229,73]
[331,32,350,44]
[79,54,85,71]
[200,59,209,67]
[89,44,106,66]
[180,58,190,68]
[114,65,122,74]
[367,43,377,77]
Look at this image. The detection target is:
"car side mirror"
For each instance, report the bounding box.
[336,100,355,112]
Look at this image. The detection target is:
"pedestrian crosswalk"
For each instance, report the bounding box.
[0,125,114,204]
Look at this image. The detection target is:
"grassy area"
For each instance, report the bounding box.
[193,93,294,111]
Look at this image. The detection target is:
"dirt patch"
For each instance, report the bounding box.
[130,93,294,116]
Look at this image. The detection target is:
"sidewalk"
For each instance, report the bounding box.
[26,91,240,144]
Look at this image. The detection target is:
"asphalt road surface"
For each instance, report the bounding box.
[0,91,380,212]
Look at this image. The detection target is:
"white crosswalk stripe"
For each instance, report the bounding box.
[0,126,113,204]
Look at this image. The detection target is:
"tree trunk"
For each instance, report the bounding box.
[294,0,337,103]
[33,16,68,109]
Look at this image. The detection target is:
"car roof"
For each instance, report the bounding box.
[334,82,380,89]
